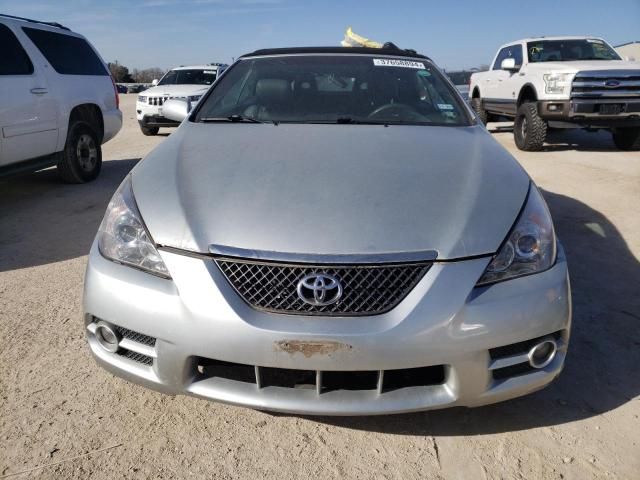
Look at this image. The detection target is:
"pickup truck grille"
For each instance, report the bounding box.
[571,70,640,100]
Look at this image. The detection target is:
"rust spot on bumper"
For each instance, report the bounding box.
[274,340,352,358]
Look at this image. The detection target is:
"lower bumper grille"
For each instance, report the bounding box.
[88,317,156,367]
[215,259,431,316]
[114,326,156,347]
[489,331,564,381]
[118,349,153,366]
[196,358,445,393]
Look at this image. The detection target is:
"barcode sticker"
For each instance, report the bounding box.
[373,58,425,69]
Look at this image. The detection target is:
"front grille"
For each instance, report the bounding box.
[148,96,170,106]
[571,70,640,100]
[215,259,431,316]
[196,357,445,393]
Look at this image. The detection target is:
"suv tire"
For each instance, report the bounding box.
[57,121,102,183]
[514,102,547,151]
[140,125,159,136]
[472,98,490,125]
[612,127,640,151]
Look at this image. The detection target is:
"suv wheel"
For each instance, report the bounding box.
[612,127,640,151]
[514,102,547,151]
[140,125,159,136]
[472,98,489,125]
[57,121,102,183]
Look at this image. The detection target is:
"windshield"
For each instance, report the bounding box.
[527,39,621,62]
[158,69,217,86]
[194,55,470,126]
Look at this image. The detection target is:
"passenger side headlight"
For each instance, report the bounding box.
[98,176,170,278]
[137,95,147,103]
[476,184,556,286]
[543,73,574,95]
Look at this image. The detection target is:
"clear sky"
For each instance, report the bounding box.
[2,0,639,71]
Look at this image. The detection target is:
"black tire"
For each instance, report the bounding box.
[56,121,102,183]
[514,102,547,151]
[472,98,489,125]
[612,127,640,151]
[140,125,159,136]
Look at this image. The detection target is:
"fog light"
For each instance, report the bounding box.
[528,340,557,369]
[95,321,121,353]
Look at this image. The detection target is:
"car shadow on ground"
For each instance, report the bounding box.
[0,158,140,272]
[488,124,622,152]
[311,189,640,435]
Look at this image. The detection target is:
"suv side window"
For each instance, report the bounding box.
[22,27,107,76]
[0,23,34,75]
[492,45,523,70]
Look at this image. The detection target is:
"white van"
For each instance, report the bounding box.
[0,14,122,182]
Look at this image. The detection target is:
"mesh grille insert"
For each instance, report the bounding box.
[114,326,156,347]
[117,349,153,366]
[215,259,431,316]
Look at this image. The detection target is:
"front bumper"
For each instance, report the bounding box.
[136,103,180,128]
[538,99,640,126]
[83,242,571,415]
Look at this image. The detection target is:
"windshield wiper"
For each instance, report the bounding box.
[199,115,263,123]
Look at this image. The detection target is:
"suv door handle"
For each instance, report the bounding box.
[30,88,48,95]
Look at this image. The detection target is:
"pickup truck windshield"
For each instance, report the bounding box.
[195,55,470,126]
[527,39,621,62]
[158,69,217,86]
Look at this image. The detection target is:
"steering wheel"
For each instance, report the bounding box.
[368,103,421,120]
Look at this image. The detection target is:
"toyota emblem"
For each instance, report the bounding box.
[296,273,343,306]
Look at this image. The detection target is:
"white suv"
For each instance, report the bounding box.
[470,36,640,151]
[136,64,227,135]
[0,14,122,182]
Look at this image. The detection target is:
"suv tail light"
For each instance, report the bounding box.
[110,76,120,109]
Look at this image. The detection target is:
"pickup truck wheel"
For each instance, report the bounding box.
[514,102,547,151]
[140,125,159,136]
[57,121,102,183]
[472,98,489,125]
[612,128,640,151]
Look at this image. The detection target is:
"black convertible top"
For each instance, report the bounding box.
[240,46,431,61]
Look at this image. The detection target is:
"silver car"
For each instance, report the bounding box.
[84,47,571,415]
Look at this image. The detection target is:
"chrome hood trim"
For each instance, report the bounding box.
[208,244,439,264]
[132,122,530,260]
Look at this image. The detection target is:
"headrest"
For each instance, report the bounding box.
[256,79,291,103]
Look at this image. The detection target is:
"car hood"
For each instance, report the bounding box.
[526,60,640,73]
[140,84,209,97]
[132,123,530,260]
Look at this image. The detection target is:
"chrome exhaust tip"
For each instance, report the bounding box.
[527,339,557,369]
[94,321,121,353]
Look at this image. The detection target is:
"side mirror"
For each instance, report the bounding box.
[624,55,636,62]
[162,99,189,123]
[151,79,159,86]
[501,58,518,71]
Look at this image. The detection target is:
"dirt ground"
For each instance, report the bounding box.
[1,95,639,479]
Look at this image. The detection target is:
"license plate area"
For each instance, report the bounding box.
[599,104,623,115]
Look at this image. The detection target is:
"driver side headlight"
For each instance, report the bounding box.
[98,176,171,279]
[476,184,556,286]
[543,73,574,95]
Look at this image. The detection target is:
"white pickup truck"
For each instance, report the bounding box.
[470,36,640,151]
